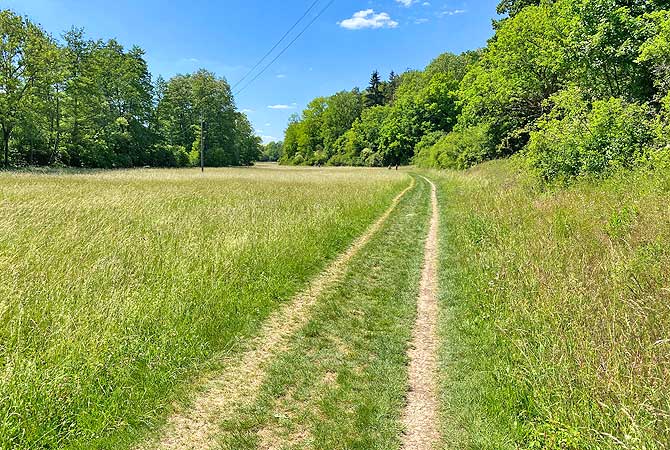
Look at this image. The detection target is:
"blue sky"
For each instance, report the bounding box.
[2,0,500,143]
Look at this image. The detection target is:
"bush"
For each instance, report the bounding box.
[150,145,189,167]
[292,154,305,165]
[174,146,189,167]
[652,93,670,150]
[525,89,654,182]
[206,147,228,167]
[188,149,200,167]
[326,152,354,166]
[359,147,384,167]
[310,150,328,166]
[413,131,448,167]
[413,124,489,169]
[80,140,115,168]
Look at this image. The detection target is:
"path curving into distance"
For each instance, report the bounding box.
[141,176,416,450]
[402,175,441,450]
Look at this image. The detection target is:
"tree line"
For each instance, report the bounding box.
[0,10,260,168]
[281,0,670,182]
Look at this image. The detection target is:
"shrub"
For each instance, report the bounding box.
[80,140,115,168]
[359,147,384,167]
[188,149,200,167]
[292,154,305,165]
[150,145,189,167]
[325,152,353,166]
[310,150,328,166]
[525,89,654,182]
[173,146,190,167]
[412,131,448,167]
[413,124,489,169]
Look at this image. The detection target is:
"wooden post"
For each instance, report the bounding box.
[200,116,204,173]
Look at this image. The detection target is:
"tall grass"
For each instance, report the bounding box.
[0,166,407,449]
[429,161,670,449]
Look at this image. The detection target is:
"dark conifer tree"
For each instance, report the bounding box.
[364,70,385,108]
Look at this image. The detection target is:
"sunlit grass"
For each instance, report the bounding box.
[0,165,407,449]
[216,175,431,450]
[429,161,670,449]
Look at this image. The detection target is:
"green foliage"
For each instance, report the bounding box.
[570,0,656,102]
[0,9,258,168]
[638,10,670,98]
[292,153,305,165]
[424,50,481,82]
[458,2,571,156]
[282,52,474,167]
[496,0,541,17]
[412,130,448,166]
[259,141,283,162]
[157,70,260,167]
[0,10,58,166]
[378,95,423,165]
[364,70,385,108]
[321,90,363,156]
[525,89,654,181]
[149,144,189,167]
[416,0,670,182]
[279,90,363,165]
[414,123,490,169]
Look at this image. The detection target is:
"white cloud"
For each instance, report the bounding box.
[415,18,429,24]
[438,9,466,17]
[338,9,399,30]
[241,108,254,113]
[276,74,287,79]
[265,123,272,127]
[396,0,415,6]
[267,104,295,110]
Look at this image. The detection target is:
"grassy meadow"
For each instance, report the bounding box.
[217,175,431,449]
[0,165,408,449]
[429,161,670,449]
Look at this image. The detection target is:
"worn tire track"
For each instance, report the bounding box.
[402,175,440,450]
[140,176,416,450]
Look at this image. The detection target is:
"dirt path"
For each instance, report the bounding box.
[402,176,440,450]
[141,177,415,450]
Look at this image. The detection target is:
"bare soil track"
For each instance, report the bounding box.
[402,176,441,450]
[141,176,415,450]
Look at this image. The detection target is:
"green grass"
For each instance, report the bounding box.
[0,166,408,450]
[215,175,432,450]
[6,161,668,450]
[426,161,670,449]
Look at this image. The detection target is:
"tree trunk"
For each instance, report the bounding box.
[52,87,61,164]
[2,126,10,168]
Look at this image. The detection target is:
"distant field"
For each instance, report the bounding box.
[0,165,407,449]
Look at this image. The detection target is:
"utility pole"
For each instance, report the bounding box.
[200,115,205,173]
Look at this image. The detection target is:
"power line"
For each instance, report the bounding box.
[231,0,322,90]
[235,0,335,96]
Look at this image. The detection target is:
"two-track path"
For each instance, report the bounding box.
[141,177,415,450]
[143,174,443,450]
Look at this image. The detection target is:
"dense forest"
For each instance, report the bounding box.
[0,10,260,168]
[258,141,283,162]
[281,0,670,182]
